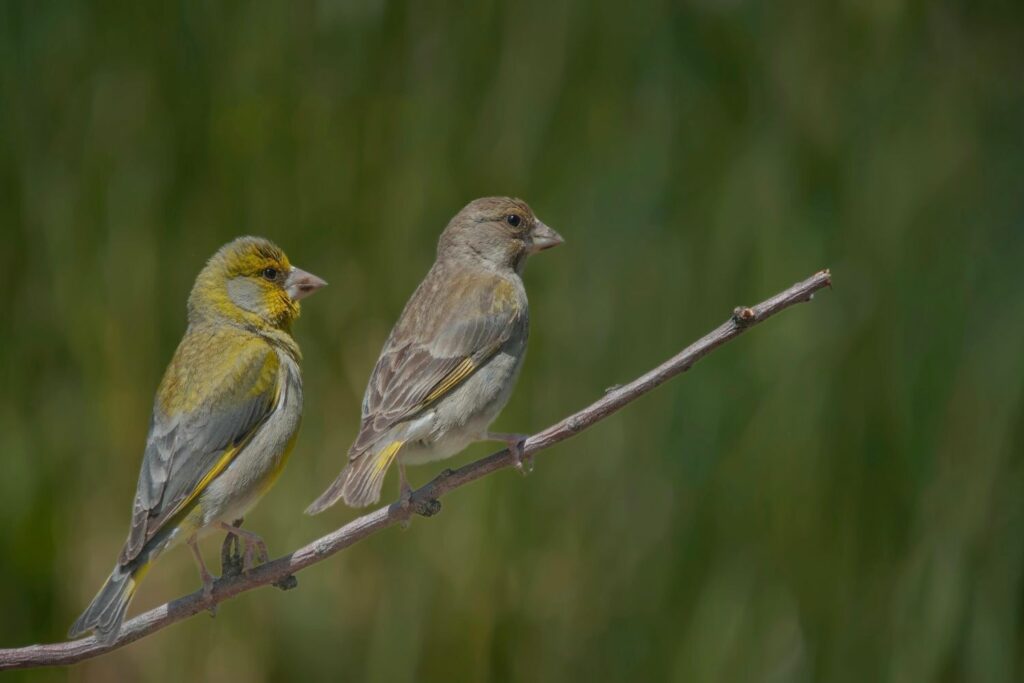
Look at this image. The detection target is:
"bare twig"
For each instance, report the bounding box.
[0,269,832,670]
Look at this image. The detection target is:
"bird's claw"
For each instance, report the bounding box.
[204,591,218,617]
[201,577,216,614]
[199,572,217,616]
[188,535,217,616]
[242,539,270,573]
[509,439,533,476]
[395,482,414,529]
[220,532,244,578]
[217,521,269,574]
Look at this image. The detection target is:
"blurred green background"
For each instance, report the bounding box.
[2,0,1023,681]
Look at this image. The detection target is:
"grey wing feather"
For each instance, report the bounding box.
[350,273,523,457]
[119,342,279,565]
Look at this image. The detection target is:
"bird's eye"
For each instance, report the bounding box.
[505,214,522,227]
[261,267,279,281]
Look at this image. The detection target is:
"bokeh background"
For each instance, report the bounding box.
[2,1,1023,681]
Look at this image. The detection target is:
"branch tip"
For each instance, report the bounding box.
[0,267,832,671]
[732,306,756,324]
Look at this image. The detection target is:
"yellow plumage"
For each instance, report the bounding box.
[69,236,325,643]
[373,441,405,477]
[424,358,477,404]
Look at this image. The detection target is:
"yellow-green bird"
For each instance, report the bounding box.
[69,237,325,643]
[306,197,562,512]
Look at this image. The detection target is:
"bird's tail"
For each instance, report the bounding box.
[68,560,149,643]
[306,440,404,513]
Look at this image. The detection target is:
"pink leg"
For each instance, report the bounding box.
[485,432,532,474]
[398,461,413,507]
[216,521,269,572]
[188,535,215,603]
[220,517,243,577]
[397,460,414,529]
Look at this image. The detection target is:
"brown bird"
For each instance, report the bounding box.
[307,197,563,512]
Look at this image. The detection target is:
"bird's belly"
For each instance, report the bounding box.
[398,349,523,466]
[198,353,303,526]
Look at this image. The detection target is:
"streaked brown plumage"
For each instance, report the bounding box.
[307,197,563,512]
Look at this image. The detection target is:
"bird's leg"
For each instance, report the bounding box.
[398,461,414,508]
[485,432,532,475]
[398,460,414,529]
[220,518,245,578]
[216,521,268,572]
[219,519,297,591]
[187,535,216,612]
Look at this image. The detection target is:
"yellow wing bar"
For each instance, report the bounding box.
[423,357,477,405]
[372,440,404,478]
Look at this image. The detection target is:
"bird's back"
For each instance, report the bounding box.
[351,260,528,458]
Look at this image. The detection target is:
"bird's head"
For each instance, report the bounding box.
[189,236,326,330]
[438,197,564,273]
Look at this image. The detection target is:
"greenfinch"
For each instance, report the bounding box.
[306,197,562,512]
[69,237,325,643]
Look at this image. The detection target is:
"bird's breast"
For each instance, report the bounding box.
[198,350,303,522]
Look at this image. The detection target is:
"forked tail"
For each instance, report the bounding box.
[68,560,148,643]
[306,440,403,513]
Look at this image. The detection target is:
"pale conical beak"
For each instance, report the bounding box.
[285,266,327,301]
[527,219,565,254]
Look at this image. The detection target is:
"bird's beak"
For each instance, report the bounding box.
[527,219,565,253]
[285,267,327,301]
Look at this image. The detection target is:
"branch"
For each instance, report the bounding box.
[0,269,832,670]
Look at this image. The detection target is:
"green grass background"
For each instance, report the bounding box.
[1,1,1023,681]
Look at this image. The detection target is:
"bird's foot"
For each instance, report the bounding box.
[399,487,414,530]
[242,536,270,573]
[511,440,533,476]
[199,569,215,604]
[217,521,269,573]
[188,536,217,616]
[220,522,244,579]
[202,579,218,617]
[399,481,414,510]
[219,520,295,591]
[398,462,414,529]
[487,432,532,475]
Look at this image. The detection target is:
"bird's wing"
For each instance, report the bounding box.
[351,270,525,457]
[119,335,281,564]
